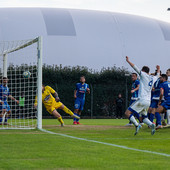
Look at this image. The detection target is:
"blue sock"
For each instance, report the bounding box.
[134,112,140,122]
[149,113,154,123]
[73,113,78,122]
[0,118,2,122]
[5,118,8,122]
[155,112,161,125]
[76,115,80,122]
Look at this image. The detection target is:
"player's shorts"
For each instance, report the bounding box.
[161,101,170,110]
[74,98,85,111]
[150,99,164,109]
[128,99,150,116]
[0,101,11,112]
[45,101,63,114]
[130,99,137,106]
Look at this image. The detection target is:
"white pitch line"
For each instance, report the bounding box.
[41,129,170,157]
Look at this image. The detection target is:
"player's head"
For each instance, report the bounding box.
[118,93,122,98]
[160,74,168,83]
[42,84,45,91]
[131,73,137,81]
[2,77,8,86]
[166,68,170,76]
[80,76,86,83]
[142,66,150,74]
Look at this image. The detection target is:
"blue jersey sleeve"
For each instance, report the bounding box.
[76,83,79,90]
[135,80,140,86]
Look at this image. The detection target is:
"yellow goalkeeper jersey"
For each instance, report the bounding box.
[35,86,56,107]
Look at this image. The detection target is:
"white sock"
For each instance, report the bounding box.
[143,118,152,127]
[130,115,139,126]
[161,113,165,121]
[167,110,170,125]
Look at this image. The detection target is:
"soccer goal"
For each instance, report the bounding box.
[0,37,42,129]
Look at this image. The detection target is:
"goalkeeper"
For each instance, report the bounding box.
[34,85,79,126]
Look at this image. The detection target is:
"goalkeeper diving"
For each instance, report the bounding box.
[34,85,80,126]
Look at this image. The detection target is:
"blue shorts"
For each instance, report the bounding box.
[161,101,170,110]
[0,101,11,112]
[150,99,159,109]
[74,98,85,111]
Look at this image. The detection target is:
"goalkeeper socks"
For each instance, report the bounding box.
[149,113,154,123]
[57,116,64,125]
[62,106,74,116]
[129,114,139,127]
[155,112,161,125]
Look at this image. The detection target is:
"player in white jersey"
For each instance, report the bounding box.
[125,56,160,135]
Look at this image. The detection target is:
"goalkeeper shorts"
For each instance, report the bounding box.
[45,101,63,114]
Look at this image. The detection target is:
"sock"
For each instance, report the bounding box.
[155,112,161,125]
[76,115,80,122]
[129,114,139,127]
[161,113,165,121]
[167,110,170,125]
[147,112,150,120]
[134,112,140,122]
[73,113,78,122]
[0,118,2,122]
[57,116,64,125]
[149,113,155,123]
[143,118,152,127]
[62,106,74,116]
[5,118,8,122]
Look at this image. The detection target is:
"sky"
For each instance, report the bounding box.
[0,0,170,23]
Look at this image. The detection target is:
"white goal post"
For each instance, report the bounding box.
[0,36,42,129]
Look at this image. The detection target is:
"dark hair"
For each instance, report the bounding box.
[167,68,170,72]
[2,77,8,80]
[154,70,162,76]
[142,66,150,73]
[80,75,85,79]
[132,73,137,77]
[161,74,168,80]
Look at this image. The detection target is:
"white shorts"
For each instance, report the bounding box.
[128,99,150,116]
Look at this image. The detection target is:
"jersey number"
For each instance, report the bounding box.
[148,80,153,87]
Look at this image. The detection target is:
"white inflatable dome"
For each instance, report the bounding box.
[0,8,169,72]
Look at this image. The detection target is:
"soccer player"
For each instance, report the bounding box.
[155,74,170,126]
[167,68,170,82]
[73,76,90,125]
[148,77,163,128]
[125,73,140,126]
[0,77,19,125]
[125,56,160,135]
[34,85,79,126]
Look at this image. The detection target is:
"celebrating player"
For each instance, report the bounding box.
[125,56,160,135]
[125,73,140,126]
[166,68,170,82]
[0,77,19,125]
[34,85,79,126]
[73,76,90,125]
[155,74,170,126]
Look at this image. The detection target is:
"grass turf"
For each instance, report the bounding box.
[0,119,170,170]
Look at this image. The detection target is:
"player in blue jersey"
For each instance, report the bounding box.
[0,77,19,125]
[73,76,90,125]
[149,77,163,128]
[155,74,170,128]
[125,73,140,126]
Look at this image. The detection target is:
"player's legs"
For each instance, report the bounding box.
[125,109,139,127]
[76,100,85,124]
[73,98,81,124]
[155,105,165,129]
[51,109,64,126]
[0,109,7,125]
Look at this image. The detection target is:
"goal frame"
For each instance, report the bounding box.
[1,36,42,130]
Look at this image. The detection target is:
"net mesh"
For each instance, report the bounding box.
[0,38,38,129]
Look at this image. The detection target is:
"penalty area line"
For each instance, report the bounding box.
[40,129,170,157]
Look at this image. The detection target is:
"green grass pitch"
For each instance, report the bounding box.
[0,119,170,170]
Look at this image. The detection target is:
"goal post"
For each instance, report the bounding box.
[0,36,43,129]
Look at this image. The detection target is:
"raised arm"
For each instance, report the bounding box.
[126,56,140,75]
[8,95,19,104]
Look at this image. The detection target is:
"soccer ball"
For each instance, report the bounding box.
[23,71,31,78]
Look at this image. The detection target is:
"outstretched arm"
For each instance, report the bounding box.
[126,56,140,75]
[8,95,19,104]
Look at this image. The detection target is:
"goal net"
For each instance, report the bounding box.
[0,37,42,129]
